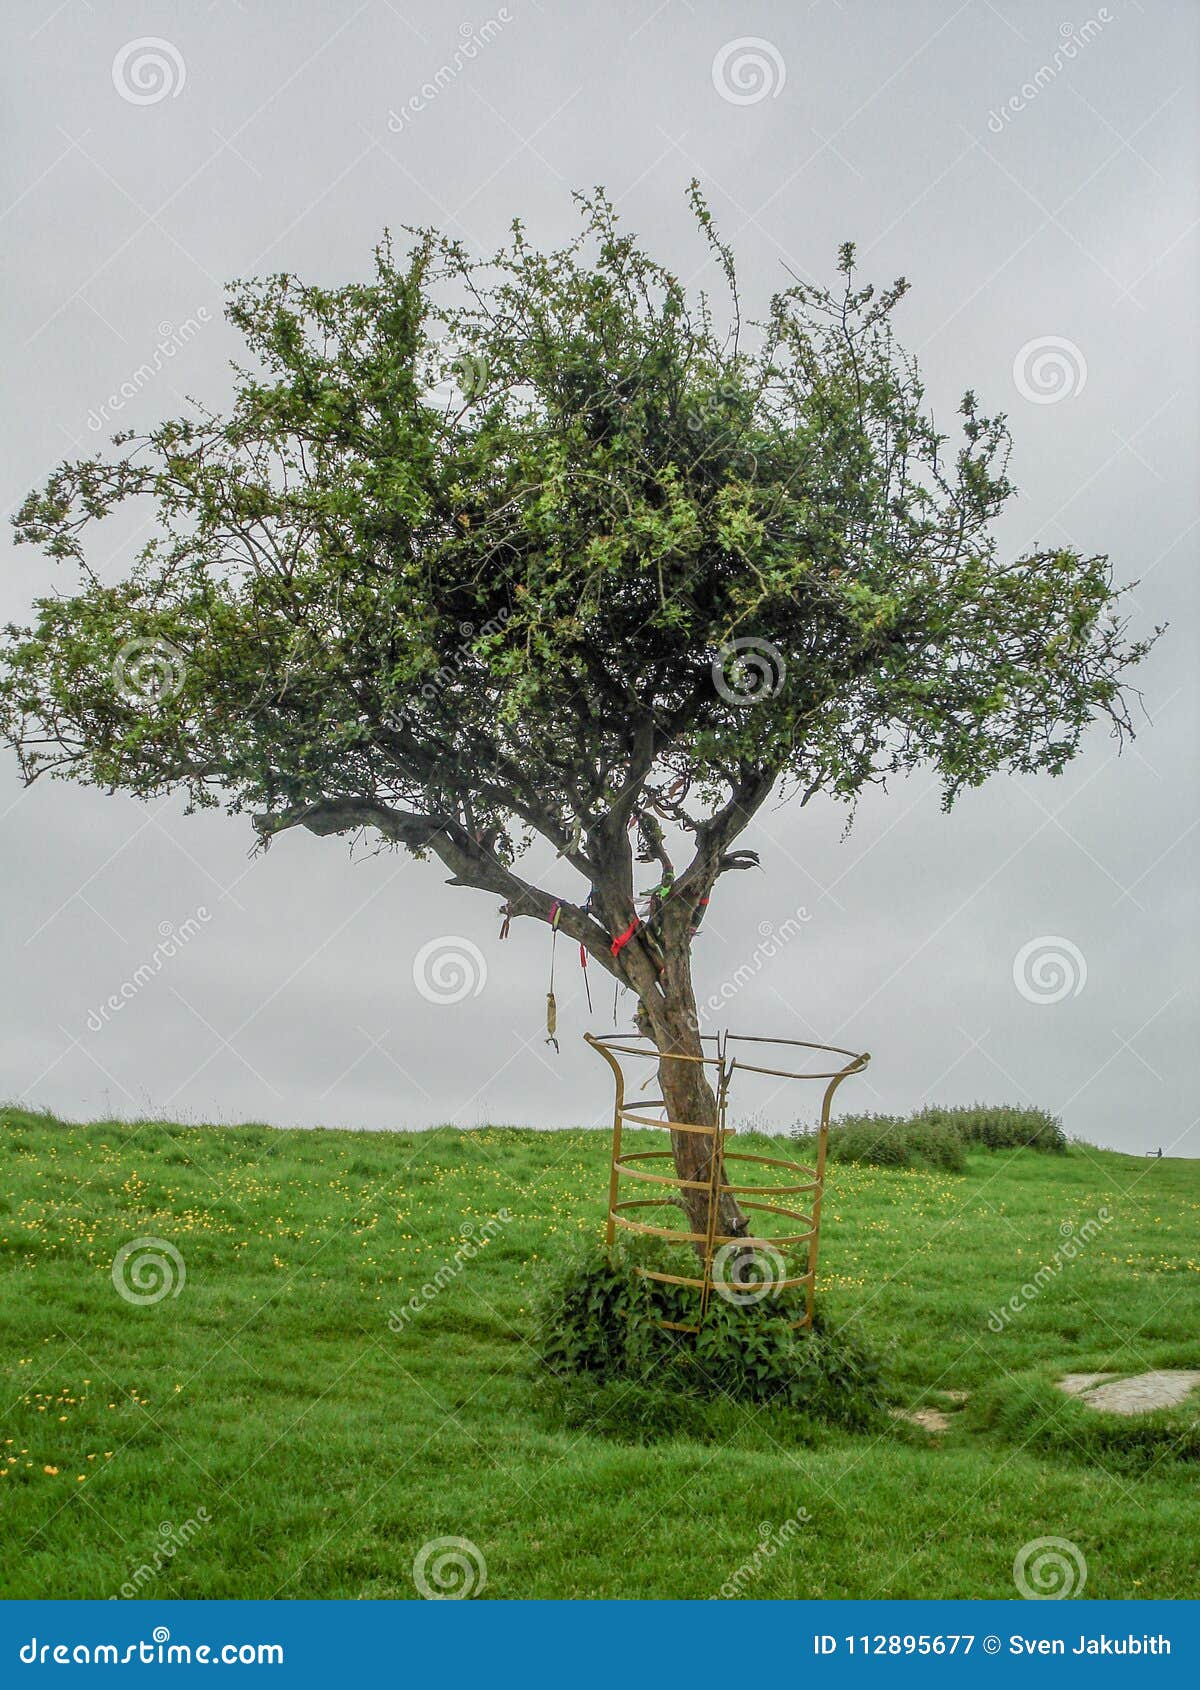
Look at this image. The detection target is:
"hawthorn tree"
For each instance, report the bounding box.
[2,189,1152,1250]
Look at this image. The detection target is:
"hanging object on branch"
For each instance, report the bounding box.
[545,900,562,1053]
[579,941,592,1014]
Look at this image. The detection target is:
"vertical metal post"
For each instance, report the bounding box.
[585,1033,626,1250]
[805,1076,838,1327]
[698,1053,732,1319]
[805,1056,866,1326]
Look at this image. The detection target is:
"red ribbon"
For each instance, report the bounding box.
[610,919,640,957]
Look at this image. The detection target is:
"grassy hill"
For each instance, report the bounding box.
[0,1106,1197,1599]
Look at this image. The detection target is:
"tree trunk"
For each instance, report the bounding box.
[638,947,750,1257]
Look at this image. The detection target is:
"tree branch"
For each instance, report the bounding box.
[675,768,776,906]
[251,797,628,979]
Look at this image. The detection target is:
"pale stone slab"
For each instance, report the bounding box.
[1057,1371,1120,1396]
[1080,1369,1200,1416]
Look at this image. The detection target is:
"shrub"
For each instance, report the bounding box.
[794,1113,966,1173]
[792,1103,1067,1166]
[530,1241,887,1437]
[902,1115,973,1169]
[915,1103,1067,1154]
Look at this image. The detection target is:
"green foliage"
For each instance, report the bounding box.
[798,1112,967,1172]
[531,1240,887,1435]
[2,188,1154,902]
[914,1102,1068,1153]
[531,1235,664,1379]
[795,1102,1066,1169]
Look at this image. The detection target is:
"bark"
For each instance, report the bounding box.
[638,943,750,1255]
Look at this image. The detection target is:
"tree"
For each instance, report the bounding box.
[1,187,1154,1252]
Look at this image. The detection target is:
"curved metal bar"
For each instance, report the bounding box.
[618,1109,718,1135]
[712,1232,814,1250]
[609,1209,709,1247]
[721,1150,820,1176]
[729,1061,865,1081]
[723,1032,868,1061]
[586,1034,725,1070]
[636,1267,708,1291]
[719,1180,819,1198]
[614,1162,713,1192]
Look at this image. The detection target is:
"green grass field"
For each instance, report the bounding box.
[1,1106,1197,1600]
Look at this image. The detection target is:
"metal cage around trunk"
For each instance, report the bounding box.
[585,1030,870,1333]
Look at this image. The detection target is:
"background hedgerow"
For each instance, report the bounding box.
[792,1103,1067,1170]
[913,1103,1068,1154]
[793,1113,967,1173]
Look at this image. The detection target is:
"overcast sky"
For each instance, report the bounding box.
[2,0,1196,1155]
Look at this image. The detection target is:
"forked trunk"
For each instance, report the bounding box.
[638,959,750,1256]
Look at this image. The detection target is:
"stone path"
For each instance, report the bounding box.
[891,1406,952,1432]
[1056,1368,1200,1415]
